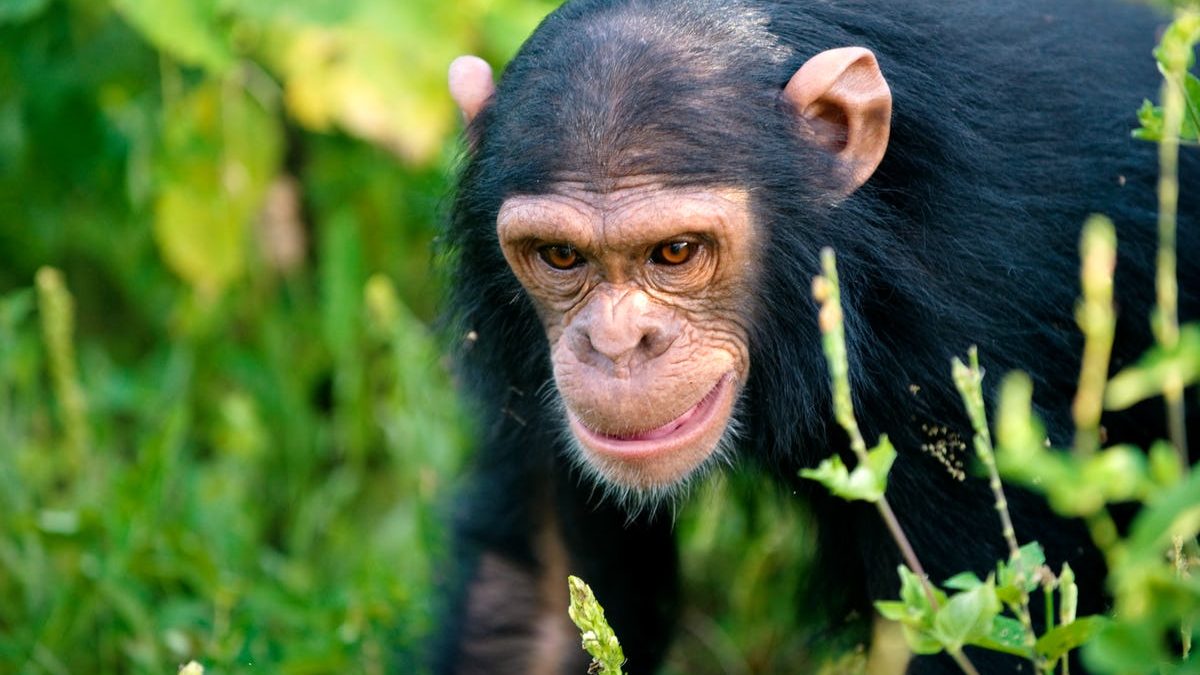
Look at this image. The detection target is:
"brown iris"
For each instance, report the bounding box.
[538,244,582,270]
[652,241,694,265]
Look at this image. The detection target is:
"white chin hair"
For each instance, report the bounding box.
[554,402,745,520]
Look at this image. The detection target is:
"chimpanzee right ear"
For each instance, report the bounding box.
[449,55,496,124]
[782,47,892,194]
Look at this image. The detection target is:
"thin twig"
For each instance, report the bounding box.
[814,249,982,675]
[1072,217,1117,457]
[1154,24,1191,469]
[949,649,983,675]
[953,350,1041,672]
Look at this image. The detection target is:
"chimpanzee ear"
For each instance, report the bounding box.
[449,55,496,123]
[783,47,892,193]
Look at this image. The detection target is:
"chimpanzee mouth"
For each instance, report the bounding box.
[567,374,735,458]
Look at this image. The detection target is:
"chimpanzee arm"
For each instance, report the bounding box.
[431,424,679,675]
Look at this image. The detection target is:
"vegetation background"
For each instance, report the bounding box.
[0,1,833,673]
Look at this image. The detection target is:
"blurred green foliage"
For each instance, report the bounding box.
[0,1,824,673]
[0,0,546,672]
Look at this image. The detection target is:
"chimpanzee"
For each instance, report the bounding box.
[432,0,1199,672]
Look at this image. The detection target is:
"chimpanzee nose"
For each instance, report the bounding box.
[571,289,679,371]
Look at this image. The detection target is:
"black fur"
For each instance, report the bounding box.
[434,1,1199,673]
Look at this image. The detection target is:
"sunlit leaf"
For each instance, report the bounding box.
[1133,98,1166,141]
[153,80,282,297]
[1153,12,1200,73]
[800,436,895,502]
[943,572,984,591]
[875,601,909,622]
[1137,12,1200,142]
[1036,616,1107,663]
[995,372,1047,463]
[1105,324,1200,410]
[112,0,233,72]
[996,542,1045,604]
[1084,620,1169,672]
[969,615,1030,658]
[1124,466,1200,564]
[899,565,942,614]
[899,621,944,656]
[0,0,49,25]
[1147,440,1184,487]
[932,581,1002,654]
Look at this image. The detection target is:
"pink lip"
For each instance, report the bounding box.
[568,374,734,458]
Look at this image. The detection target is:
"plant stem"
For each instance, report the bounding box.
[816,249,940,610]
[1174,536,1194,659]
[815,249,981,675]
[1072,217,1117,457]
[1153,17,1193,469]
[953,350,1041,672]
[875,498,935,603]
[1155,16,1199,662]
[949,649,983,675]
[1044,584,1054,647]
[1085,510,1125,570]
[36,267,89,479]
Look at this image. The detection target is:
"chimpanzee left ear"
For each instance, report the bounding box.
[449,55,496,123]
[783,47,892,193]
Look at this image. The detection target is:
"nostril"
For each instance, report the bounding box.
[639,324,677,360]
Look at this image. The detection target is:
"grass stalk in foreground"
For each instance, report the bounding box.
[568,575,626,675]
[1072,217,1118,457]
[35,267,89,478]
[811,248,981,675]
[953,349,1040,672]
[1150,13,1198,469]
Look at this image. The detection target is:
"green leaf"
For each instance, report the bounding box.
[1154,13,1200,73]
[865,436,898,482]
[1084,445,1151,501]
[1084,619,1168,672]
[800,436,896,502]
[1134,98,1166,141]
[932,581,1002,653]
[1183,72,1200,140]
[875,601,909,622]
[995,372,1047,465]
[996,542,1045,604]
[1124,466,1200,566]
[0,0,49,25]
[112,0,233,72]
[800,455,852,496]
[898,565,944,614]
[153,80,283,298]
[900,622,944,656]
[943,572,984,591]
[1036,616,1107,663]
[1106,324,1200,410]
[1148,440,1184,487]
[969,615,1031,658]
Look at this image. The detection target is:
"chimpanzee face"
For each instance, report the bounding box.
[450,43,892,498]
[497,182,756,491]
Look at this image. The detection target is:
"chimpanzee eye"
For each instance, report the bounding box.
[651,241,694,266]
[538,244,583,270]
